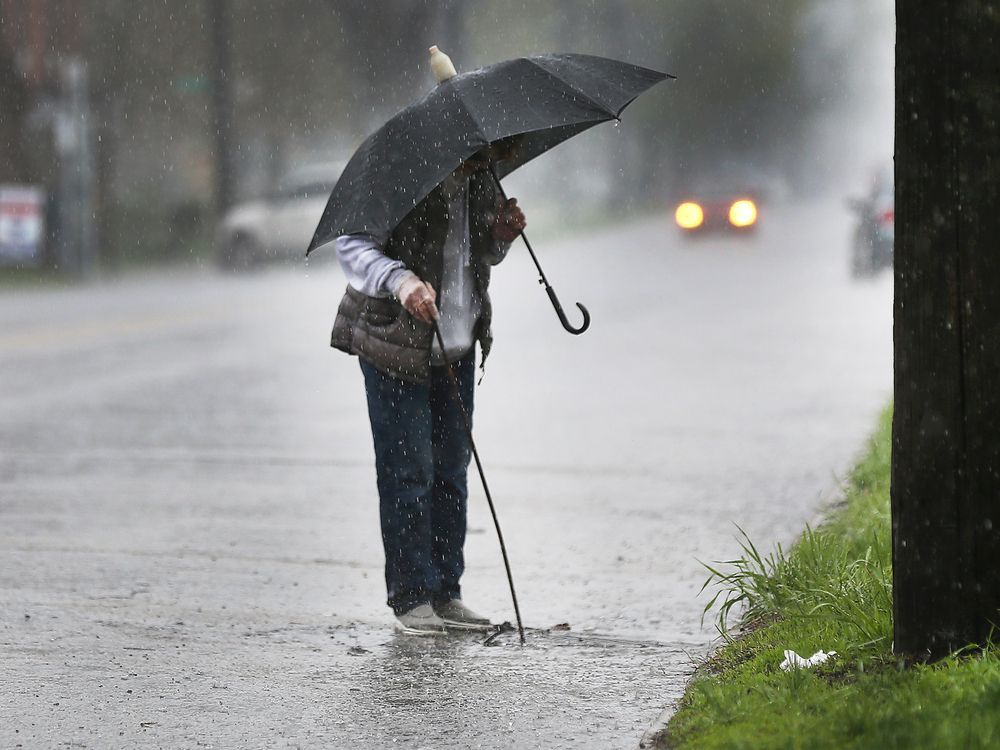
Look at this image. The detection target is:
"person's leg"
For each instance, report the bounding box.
[428,352,475,606]
[360,359,439,614]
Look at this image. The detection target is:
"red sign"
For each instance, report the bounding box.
[0,185,45,264]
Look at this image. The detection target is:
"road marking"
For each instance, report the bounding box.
[0,308,232,352]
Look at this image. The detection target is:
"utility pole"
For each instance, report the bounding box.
[53,58,97,276]
[0,29,30,182]
[28,0,47,88]
[209,0,234,216]
[892,0,1000,659]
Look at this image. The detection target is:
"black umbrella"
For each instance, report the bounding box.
[307,52,671,333]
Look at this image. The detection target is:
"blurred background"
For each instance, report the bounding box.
[0,0,893,278]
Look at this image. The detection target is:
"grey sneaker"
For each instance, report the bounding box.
[395,603,447,636]
[435,599,492,630]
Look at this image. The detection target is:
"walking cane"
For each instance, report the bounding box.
[431,319,526,645]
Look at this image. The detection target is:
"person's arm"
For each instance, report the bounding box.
[333,234,410,298]
[334,234,438,322]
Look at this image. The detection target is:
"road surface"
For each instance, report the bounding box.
[0,201,892,748]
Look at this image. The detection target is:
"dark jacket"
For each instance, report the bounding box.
[330,172,505,384]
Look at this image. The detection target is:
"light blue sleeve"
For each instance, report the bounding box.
[333,234,412,298]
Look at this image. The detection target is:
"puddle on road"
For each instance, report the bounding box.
[276,621,702,750]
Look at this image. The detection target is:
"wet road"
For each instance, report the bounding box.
[0,201,892,748]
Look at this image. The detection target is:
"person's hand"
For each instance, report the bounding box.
[493,197,526,242]
[395,272,439,323]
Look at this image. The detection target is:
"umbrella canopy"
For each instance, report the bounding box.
[307,53,671,254]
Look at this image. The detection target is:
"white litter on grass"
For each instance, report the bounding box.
[779,649,837,671]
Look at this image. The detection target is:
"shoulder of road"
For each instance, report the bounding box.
[650,404,1000,750]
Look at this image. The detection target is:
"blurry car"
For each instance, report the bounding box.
[674,191,760,235]
[671,168,769,236]
[848,173,894,277]
[216,163,341,269]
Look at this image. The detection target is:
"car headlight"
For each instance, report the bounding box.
[675,202,704,229]
[728,199,757,228]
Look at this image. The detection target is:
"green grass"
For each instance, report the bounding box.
[0,265,73,287]
[663,406,1000,749]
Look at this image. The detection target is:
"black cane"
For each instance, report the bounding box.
[431,319,525,645]
[487,165,591,335]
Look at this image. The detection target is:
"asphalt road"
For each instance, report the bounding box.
[0,201,892,749]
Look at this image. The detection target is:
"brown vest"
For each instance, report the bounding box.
[330,173,503,384]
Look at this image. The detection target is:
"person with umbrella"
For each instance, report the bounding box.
[329,58,527,633]
[311,46,668,636]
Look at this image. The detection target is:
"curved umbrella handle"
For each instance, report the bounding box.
[545,285,591,335]
[488,165,592,336]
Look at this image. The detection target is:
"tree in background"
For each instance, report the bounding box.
[329,0,448,120]
[463,0,848,207]
[2,0,884,270]
[0,33,30,182]
[648,0,837,196]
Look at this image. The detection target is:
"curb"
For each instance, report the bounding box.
[637,477,853,750]
[638,703,676,749]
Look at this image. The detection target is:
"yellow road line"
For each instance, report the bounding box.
[0,308,231,352]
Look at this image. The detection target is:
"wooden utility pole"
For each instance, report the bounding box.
[0,31,30,182]
[892,0,1000,658]
[209,0,234,215]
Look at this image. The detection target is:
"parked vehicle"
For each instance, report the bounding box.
[848,172,894,277]
[216,163,341,269]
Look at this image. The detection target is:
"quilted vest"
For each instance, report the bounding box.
[330,172,502,384]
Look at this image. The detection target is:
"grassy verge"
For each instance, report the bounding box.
[0,266,69,288]
[661,406,1000,749]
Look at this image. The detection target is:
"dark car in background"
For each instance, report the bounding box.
[848,170,894,277]
[674,191,760,234]
[671,167,779,237]
[216,163,341,270]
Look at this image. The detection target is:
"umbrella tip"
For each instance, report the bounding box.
[429,45,457,82]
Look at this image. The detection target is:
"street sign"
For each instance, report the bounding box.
[0,186,46,265]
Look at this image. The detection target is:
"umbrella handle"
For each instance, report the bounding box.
[487,165,592,336]
[545,285,591,335]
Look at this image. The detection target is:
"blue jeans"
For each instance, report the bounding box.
[360,353,475,615]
